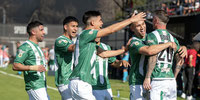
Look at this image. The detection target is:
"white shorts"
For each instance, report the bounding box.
[57,84,72,100]
[69,79,96,100]
[129,85,148,100]
[150,79,177,100]
[27,87,50,100]
[93,88,113,100]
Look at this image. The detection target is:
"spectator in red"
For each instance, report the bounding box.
[184,41,199,100]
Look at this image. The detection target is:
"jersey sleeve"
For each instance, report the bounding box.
[129,39,146,54]
[55,38,72,53]
[81,29,98,43]
[14,44,29,64]
[146,33,158,45]
[107,45,116,63]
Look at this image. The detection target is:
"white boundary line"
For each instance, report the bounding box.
[0,70,129,100]
[0,70,58,91]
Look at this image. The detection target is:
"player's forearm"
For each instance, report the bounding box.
[174,65,182,78]
[13,63,40,71]
[174,55,184,78]
[146,42,171,55]
[145,55,157,78]
[96,19,132,38]
[13,63,30,71]
[98,49,125,58]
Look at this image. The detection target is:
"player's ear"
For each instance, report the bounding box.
[31,28,36,35]
[91,20,95,26]
[64,24,68,31]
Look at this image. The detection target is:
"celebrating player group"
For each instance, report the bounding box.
[13,9,187,100]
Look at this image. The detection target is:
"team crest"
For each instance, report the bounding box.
[18,50,25,57]
[89,30,93,34]
[134,41,139,46]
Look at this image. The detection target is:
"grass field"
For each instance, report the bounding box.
[0,65,199,100]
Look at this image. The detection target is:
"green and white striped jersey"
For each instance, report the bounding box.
[129,35,148,86]
[14,40,47,91]
[54,35,74,86]
[69,29,98,85]
[92,43,116,90]
[146,29,180,79]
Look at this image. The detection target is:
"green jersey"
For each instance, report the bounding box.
[129,36,148,86]
[146,29,180,79]
[54,35,74,86]
[92,43,116,90]
[14,40,47,91]
[69,29,98,85]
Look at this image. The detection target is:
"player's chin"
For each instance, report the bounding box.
[71,34,77,38]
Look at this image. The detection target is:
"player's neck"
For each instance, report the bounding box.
[63,32,71,40]
[155,24,166,30]
[29,36,38,44]
[85,25,99,30]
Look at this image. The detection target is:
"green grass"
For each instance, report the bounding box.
[0,65,199,100]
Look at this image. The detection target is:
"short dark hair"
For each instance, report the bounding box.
[154,10,169,24]
[82,10,101,25]
[63,16,79,26]
[27,21,43,36]
[63,16,79,32]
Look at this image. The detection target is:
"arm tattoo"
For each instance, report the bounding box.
[145,55,157,78]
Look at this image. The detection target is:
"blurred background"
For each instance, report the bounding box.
[0,0,200,99]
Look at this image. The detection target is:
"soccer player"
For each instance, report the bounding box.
[92,38,130,100]
[143,10,185,100]
[68,10,146,99]
[13,21,49,100]
[54,16,78,100]
[127,20,178,100]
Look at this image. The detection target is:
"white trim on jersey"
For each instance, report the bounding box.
[26,41,42,76]
[139,55,145,76]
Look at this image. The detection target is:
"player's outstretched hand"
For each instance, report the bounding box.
[143,78,151,90]
[178,46,187,58]
[130,12,146,23]
[37,65,46,72]
[169,42,177,52]
[122,60,130,67]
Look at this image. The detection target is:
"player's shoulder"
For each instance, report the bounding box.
[147,30,158,37]
[55,35,71,44]
[81,29,98,35]
[18,42,32,51]
[131,36,142,43]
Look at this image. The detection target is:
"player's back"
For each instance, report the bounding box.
[147,29,180,79]
[69,29,98,85]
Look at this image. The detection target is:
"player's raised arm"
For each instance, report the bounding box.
[96,12,146,38]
